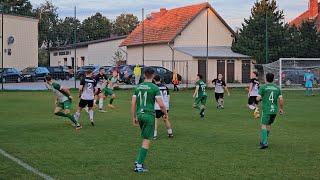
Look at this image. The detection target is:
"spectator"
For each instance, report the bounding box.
[133,64,142,85]
[172,70,180,91]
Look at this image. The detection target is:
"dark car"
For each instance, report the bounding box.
[47,66,71,80]
[76,65,100,79]
[118,65,145,84]
[149,66,182,84]
[21,67,50,82]
[0,68,22,83]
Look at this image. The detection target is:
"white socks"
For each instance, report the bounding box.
[154,130,157,137]
[99,98,104,109]
[167,129,173,135]
[248,105,256,110]
[88,110,94,121]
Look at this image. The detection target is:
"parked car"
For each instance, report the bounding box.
[47,66,71,80]
[76,65,100,79]
[21,67,50,82]
[0,68,23,83]
[149,66,182,84]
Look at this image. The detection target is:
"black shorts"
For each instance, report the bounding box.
[79,99,94,108]
[248,96,259,105]
[155,110,169,119]
[215,93,224,101]
[95,88,102,96]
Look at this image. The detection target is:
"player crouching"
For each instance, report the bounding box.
[45,76,82,130]
[256,73,284,149]
[212,74,230,109]
[153,75,173,139]
[248,72,260,119]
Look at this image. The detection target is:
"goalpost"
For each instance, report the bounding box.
[262,58,320,90]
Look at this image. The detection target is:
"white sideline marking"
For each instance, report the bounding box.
[0,148,54,180]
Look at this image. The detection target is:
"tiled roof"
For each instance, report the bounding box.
[289,2,320,30]
[120,2,234,47]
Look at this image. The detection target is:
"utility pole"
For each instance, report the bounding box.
[265,9,269,64]
[74,6,77,88]
[142,8,145,66]
[1,4,4,91]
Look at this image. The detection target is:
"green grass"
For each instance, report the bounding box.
[0,89,319,179]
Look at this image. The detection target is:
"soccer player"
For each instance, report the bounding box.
[45,76,82,130]
[94,67,108,112]
[131,68,167,173]
[212,74,230,109]
[103,71,118,109]
[248,72,260,118]
[304,70,314,96]
[74,70,97,126]
[256,73,284,149]
[153,75,173,139]
[193,74,207,118]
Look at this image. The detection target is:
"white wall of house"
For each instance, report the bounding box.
[174,9,234,47]
[88,39,126,66]
[0,15,38,70]
[50,47,88,67]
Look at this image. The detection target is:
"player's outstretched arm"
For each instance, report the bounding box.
[279,96,284,115]
[156,97,168,118]
[131,96,138,126]
[193,86,199,98]
[225,86,230,96]
[78,85,83,98]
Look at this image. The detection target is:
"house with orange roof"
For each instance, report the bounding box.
[290,0,320,30]
[120,2,253,84]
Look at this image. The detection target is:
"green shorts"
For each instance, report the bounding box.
[104,88,114,96]
[137,113,155,140]
[194,95,207,106]
[261,113,277,125]
[57,100,72,110]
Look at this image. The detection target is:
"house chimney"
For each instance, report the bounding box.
[160,8,167,15]
[309,0,319,19]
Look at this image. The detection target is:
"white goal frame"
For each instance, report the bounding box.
[279,58,320,89]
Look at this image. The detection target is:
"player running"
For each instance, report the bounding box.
[153,75,173,139]
[212,74,230,109]
[193,74,207,118]
[131,68,167,173]
[248,72,260,118]
[256,73,284,149]
[45,76,82,130]
[74,70,97,126]
[304,70,315,96]
[103,71,118,109]
[94,67,108,112]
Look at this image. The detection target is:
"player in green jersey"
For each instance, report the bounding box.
[257,73,284,149]
[131,68,167,173]
[45,76,82,130]
[103,71,118,109]
[193,74,207,118]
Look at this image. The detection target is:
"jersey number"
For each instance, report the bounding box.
[268,92,274,104]
[138,91,148,107]
[87,83,93,91]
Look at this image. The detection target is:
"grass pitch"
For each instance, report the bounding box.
[0,89,319,179]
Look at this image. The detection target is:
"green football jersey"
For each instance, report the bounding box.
[258,83,282,115]
[195,80,207,97]
[133,82,161,114]
[50,82,69,103]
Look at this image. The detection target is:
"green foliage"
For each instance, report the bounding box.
[0,0,34,16]
[112,14,139,36]
[80,13,112,42]
[38,49,49,67]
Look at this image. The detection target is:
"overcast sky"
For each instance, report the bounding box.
[29,0,309,29]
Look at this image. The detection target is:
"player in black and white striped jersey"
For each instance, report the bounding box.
[153,75,173,139]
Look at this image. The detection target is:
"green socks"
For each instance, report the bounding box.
[136,147,148,164]
[261,129,268,145]
[55,112,79,126]
[109,98,114,105]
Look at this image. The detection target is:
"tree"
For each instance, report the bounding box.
[296,20,320,58]
[81,13,111,41]
[112,14,139,36]
[0,0,34,16]
[56,17,82,45]
[34,0,59,47]
[111,50,125,65]
[232,0,288,64]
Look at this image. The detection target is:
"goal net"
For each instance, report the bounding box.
[262,58,320,89]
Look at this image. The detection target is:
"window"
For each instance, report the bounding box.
[53,52,58,56]
[64,58,68,66]
[66,51,70,55]
[59,51,66,56]
[81,57,85,66]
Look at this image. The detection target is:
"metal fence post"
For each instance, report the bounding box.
[1,5,3,91]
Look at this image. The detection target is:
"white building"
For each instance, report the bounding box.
[49,36,127,67]
[0,14,39,70]
[120,3,253,83]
